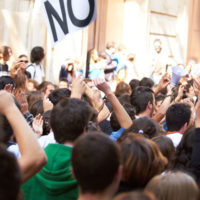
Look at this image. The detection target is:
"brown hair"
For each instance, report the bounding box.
[115,81,130,98]
[145,171,199,200]
[119,133,167,189]
[152,135,175,169]
[13,72,27,96]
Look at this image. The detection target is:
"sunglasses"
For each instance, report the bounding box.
[19,60,28,64]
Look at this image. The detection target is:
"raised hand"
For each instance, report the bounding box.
[154,73,170,95]
[71,74,86,98]
[93,78,112,96]
[15,91,28,114]
[3,84,14,94]
[32,114,43,137]
[43,95,53,112]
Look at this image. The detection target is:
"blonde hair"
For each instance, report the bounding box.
[145,171,199,200]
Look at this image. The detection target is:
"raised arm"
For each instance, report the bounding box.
[0,91,47,183]
[85,84,110,124]
[94,78,132,129]
[153,85,172,123]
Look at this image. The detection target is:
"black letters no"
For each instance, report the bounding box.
[67,0,95,27]
[44,0,69,42]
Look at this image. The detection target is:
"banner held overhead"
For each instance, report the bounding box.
[41,0,97,46]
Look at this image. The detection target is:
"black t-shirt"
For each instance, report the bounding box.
[0,64,8,72]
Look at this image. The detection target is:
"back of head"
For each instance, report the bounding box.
[50,98,93,143]
[72,132,121,194]
[119,117,158,140]
[129,79,140,93]
[27,90,43,110]
[0,148,21,200]
[145,171,199,200]
[113,191,156,200]
[152,135,175,169]
[140,77,154,89]
[130,86,154,115]
[29,99,44,117]
[110,104,135,131]
[119,133,167,189]
[115,82,130,98]
[0,76,15,90]
[174,127,196,170]
[30,46,44,64]
[48,88,71,106]
[166,103,191,132]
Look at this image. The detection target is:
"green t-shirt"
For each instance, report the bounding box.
[22,144,78,200]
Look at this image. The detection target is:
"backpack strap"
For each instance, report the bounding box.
[26,64,36,79]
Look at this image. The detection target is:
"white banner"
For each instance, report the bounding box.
[41,0,97,46]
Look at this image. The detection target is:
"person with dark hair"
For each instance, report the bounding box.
[140,77,154,89]
[71,132,122,200]
[174,127,196,170]
[166,103,191,148]
[0,148,21,200]
[29,99,44,117]
[26,46,45,84]
[48,88,71,106]
[38,81,55,97]
[27,90,43,110]
[152,135,175,169]
[42,110,52,136]
[110,104,135,141]
[130,86,155,118]
[119,116,158,142]
[0,90,47,184]
[129,79,140,93]
[117,133,167,193]
[22,82,93,200]
[0,75,15,90]
[0,46,12,72]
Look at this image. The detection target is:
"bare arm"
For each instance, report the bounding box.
[0,91,47,183]
[70,75,86,99]
[85,85,110,124]
[154,73,170,96]
[153,85,172,123]
[94,78,132,129]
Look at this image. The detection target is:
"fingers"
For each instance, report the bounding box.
[4,84,13,93]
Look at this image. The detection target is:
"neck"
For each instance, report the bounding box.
[138,110,151,118]
[78,193,111,200]
[63,141,74,147]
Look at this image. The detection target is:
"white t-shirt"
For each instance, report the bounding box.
[8,132,56,158]
[26,63,44,84]
[166,132,182,148]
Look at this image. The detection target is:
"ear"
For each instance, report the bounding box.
[113,165,122,184]
[147,101,152,110]
[180,122,188,133]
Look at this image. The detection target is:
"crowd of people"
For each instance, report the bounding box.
[0,43,200,200]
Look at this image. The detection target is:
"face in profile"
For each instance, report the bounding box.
[4,48,12,62]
